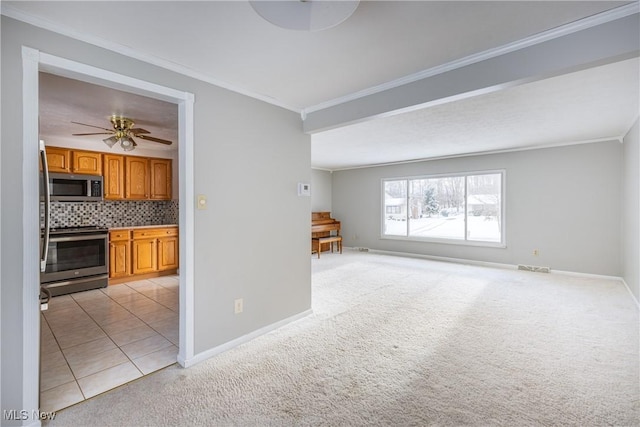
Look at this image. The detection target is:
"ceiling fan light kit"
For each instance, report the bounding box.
[120,136,136,152]
[72,115,172,152]
[102,135,118,148]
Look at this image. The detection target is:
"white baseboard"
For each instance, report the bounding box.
[350,247,640,308]
[179,309,313,368]
[364,248,517,271]
[551,269,624,281]
[621,278,640,309]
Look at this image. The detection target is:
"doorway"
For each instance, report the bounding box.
[22,47,195,415]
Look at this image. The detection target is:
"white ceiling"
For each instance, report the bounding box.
[4,1,638,169]
[313,57,640,169]
[39,73,179,152]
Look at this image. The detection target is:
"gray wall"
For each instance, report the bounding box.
[623,119,639,302]
[1,16,311,421]
[332,141,623,276]
[311,168,332,213]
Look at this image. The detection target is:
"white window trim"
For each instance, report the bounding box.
[380,170,506,248]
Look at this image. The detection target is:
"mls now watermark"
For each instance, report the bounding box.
[3,409,57,421]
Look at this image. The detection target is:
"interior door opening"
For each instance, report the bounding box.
[22,47,195,420]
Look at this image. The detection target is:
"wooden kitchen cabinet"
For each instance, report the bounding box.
[46,147,101,175]
[150,158,172,200]
[125,156,149,199]
[110,226,179,283]
[132,227,178,240]
[45,147,71,173]
[109,230,131,278]
[132,238,157,274]
[126,156,172,200]
[158,235,179,270]
[72,150,102,175]
[103,154,125,199]
[46,146,172,201]
[133,227,178,274]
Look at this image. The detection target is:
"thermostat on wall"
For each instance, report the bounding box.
[298,183,311,196]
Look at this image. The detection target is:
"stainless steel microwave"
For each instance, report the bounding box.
[44,172,103,202]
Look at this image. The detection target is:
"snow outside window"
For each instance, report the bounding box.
[382,171,504,245]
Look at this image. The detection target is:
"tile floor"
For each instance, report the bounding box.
[39,275,179,413]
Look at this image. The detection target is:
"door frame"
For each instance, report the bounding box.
[22,46,195,417]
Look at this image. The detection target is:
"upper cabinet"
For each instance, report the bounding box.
[125,156,150,200]
[45,147,71,173]
[46,146,172,201]
[72,150,102,175]
[124,156,172,201]
[103,154,125,200]
[150,158,172,200]
[45,147,102,175]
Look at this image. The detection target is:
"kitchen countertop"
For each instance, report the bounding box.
[109,224,178,231]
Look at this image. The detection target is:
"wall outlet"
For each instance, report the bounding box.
[234,298,243,314]
[533,249,539,256]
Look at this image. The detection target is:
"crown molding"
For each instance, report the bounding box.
[311,166,334,173]
[2,2,637,119]
[0,4,302,114]
[321,136,625,172]
[303,2,640,117]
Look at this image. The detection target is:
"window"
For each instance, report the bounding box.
[382,171,504,245]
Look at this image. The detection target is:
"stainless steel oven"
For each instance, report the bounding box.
[40,226,109,296]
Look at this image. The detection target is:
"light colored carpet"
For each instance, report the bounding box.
[47,250,639,426]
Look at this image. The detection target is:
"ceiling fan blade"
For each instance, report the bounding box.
[136,134,173,145]
[130,128,150,134]
[71,121,114,132]
[72,132,114,136]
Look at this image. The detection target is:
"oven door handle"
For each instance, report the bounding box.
[50,234,108,243]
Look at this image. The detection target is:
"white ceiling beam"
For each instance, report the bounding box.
[303,12,639,134]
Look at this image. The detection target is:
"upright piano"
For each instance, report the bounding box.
[312,212,341,256]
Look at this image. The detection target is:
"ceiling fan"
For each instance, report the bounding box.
[72,115,172,152]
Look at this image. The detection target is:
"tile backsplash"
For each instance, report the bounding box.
[42,200,178,228]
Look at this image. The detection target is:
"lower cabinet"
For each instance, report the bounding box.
[109,226,178,283]
[132,238,158,274]
[158,235,179,271]
[109,230,131,279]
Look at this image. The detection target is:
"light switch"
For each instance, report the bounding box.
[197,194,207,210]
